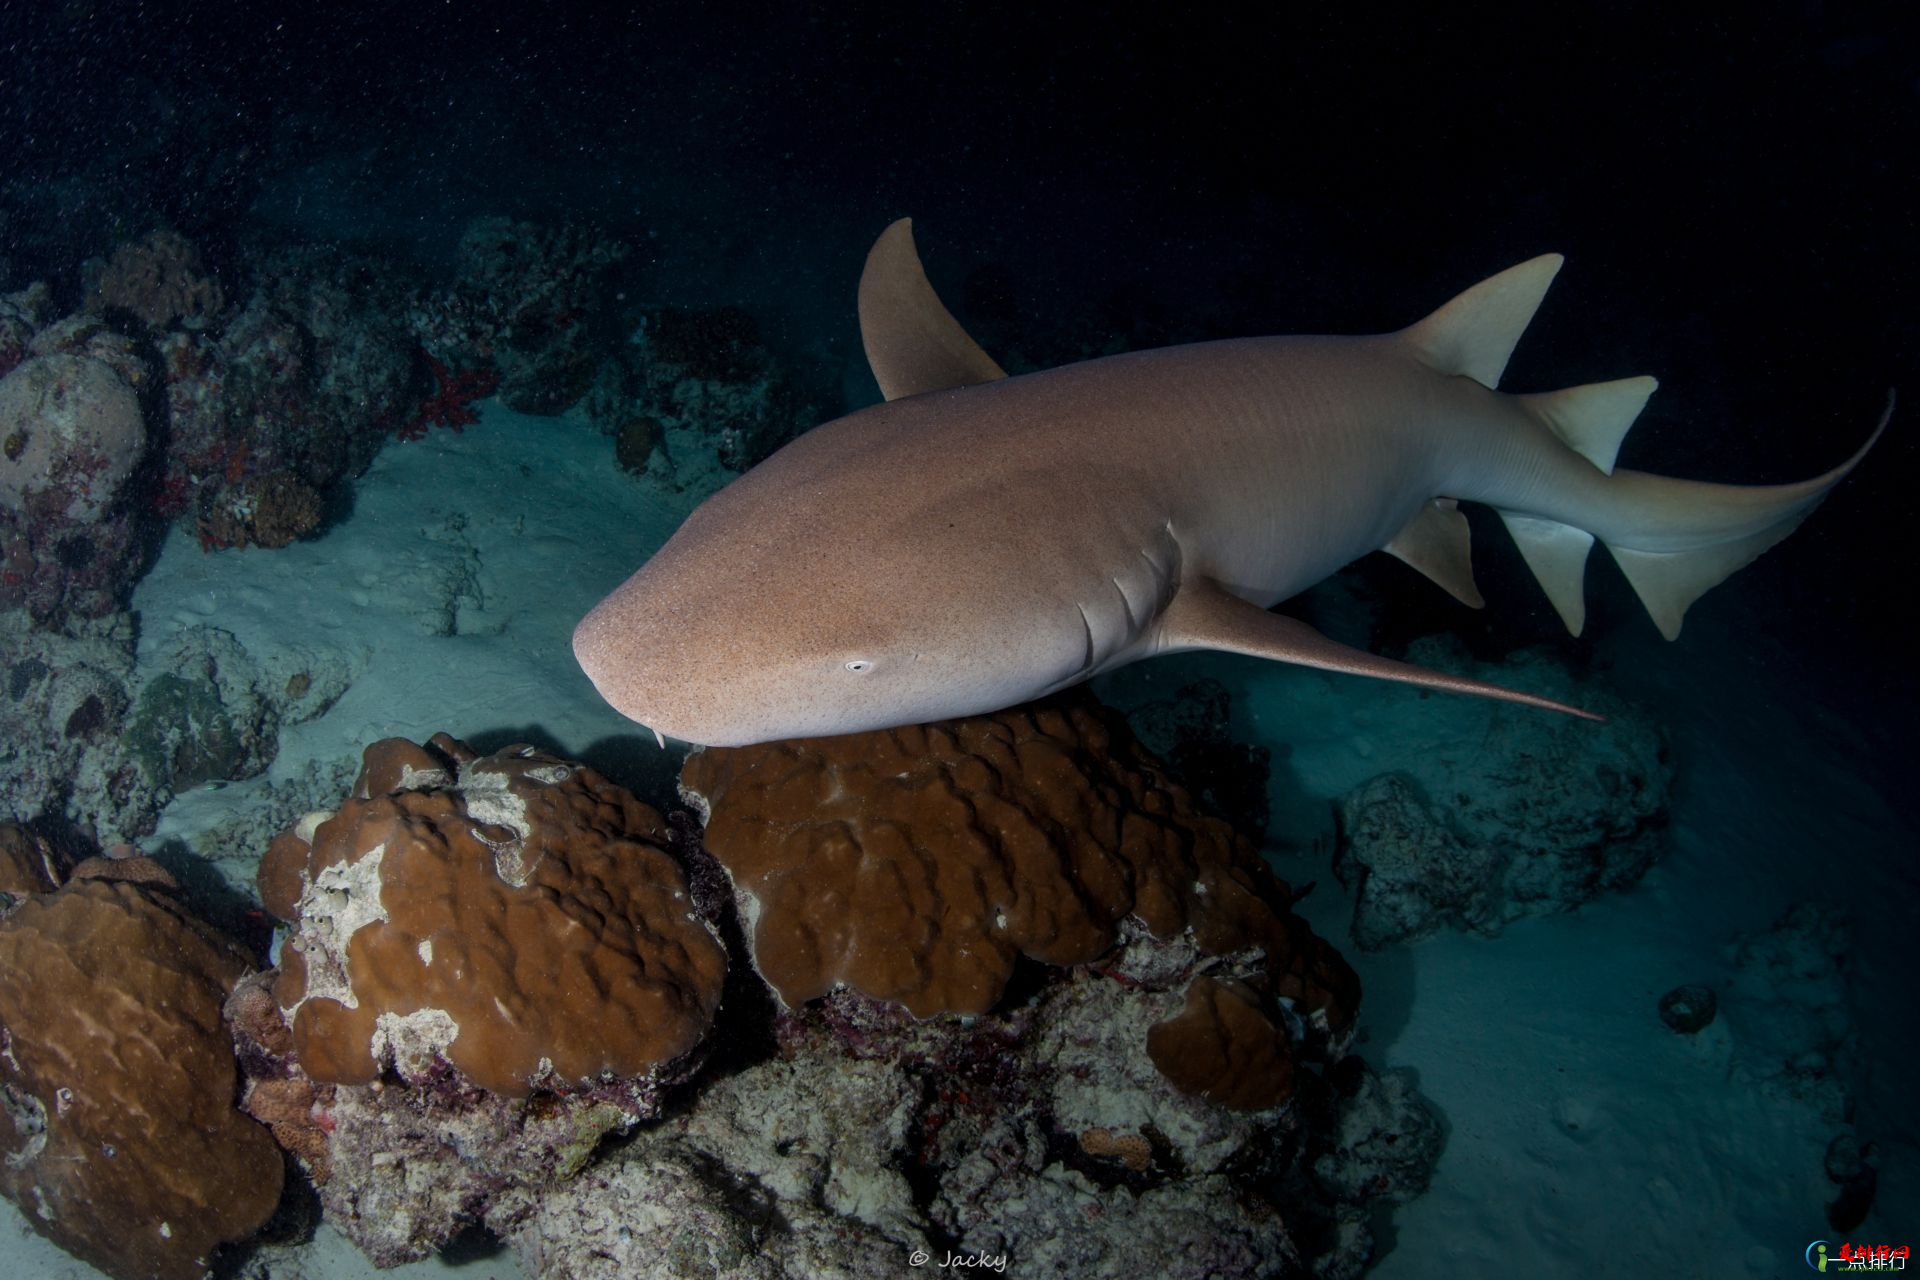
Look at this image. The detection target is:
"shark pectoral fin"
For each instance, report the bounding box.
[1382,498,1484,608]
[857,218,1008,401]
[1158,579,1602,720]
[1398,253,1563,389]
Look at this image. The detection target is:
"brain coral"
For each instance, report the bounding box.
[681,695,1358,1033]
[0,352,147,523]
[264,733,727,1096]
[0,868,283,1280]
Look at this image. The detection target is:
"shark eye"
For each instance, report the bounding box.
[844,659,873,673]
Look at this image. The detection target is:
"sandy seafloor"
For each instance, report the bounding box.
[3,399,1911,1280]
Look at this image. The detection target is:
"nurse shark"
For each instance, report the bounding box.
[574,219,1886,747]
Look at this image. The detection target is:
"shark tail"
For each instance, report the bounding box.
[1504,388,1892,639]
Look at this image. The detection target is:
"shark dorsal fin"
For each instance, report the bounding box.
[1399,253,1564,389]
[858,218,1007,401]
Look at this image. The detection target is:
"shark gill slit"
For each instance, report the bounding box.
[1110,574,1143,629]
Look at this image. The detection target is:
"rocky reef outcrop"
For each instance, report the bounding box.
[204,705,1427,1279]
[1331,640,1671,948]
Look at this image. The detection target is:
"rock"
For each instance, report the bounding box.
[1657,983,1718,1034]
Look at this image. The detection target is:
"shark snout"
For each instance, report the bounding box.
[571,599,739,747]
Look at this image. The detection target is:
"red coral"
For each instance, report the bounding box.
[399,357,499,441]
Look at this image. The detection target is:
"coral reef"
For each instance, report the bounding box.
[398,356,499,440]
[411,216,632,414]
[0,860,282,1280]
[193,467,323,550]
[262,733,728,1095]
[85,229,227,331]
[209,713,1417,1278]
[0,608,159,842]
[500,924,1417,1280]
[1332,641,1670,948]
[683,696,1358,1048]
[0,348,146,557]
[0,282,54,379]
[1147,974,1297,1111]
[581,303,818,495]
[234,733,729,1264]
[154,243,418,539]
[124,625,284,800]
[2,614,341,860]
[0,318,159,621]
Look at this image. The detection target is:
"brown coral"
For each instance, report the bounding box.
[1146,975,1296,1111]
[88,229,225,330]
[195,469,324,550]
[0,876,282,1280]
[682,694,1359,1034]
[265,733,727,1096]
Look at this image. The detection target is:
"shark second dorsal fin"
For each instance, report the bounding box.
[1382,498,1484,608]
[1398,253,1563,389]
[858,218,1008,401]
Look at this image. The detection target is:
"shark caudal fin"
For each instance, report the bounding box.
[1514,390,1892,640]
[1603,392,1891,639]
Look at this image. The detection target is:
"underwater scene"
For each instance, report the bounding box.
[0,5,1912,1279]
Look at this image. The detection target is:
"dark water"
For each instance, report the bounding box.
[0,3,1913,1277]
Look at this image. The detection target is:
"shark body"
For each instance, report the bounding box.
[573,220,1884,747]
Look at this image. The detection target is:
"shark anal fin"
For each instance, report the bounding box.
[1382,498,1484,608]
[857,218,1008,401]
[1157,579,1602,720]
[1498,513,1595,636]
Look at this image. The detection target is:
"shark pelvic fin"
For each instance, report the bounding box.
[1383,498,1484,608]
[1400,253,1564,389]
[1155,578,1600,719]
[857,218,1007,401]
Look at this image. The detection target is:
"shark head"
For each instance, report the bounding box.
[571,464,1090,747]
